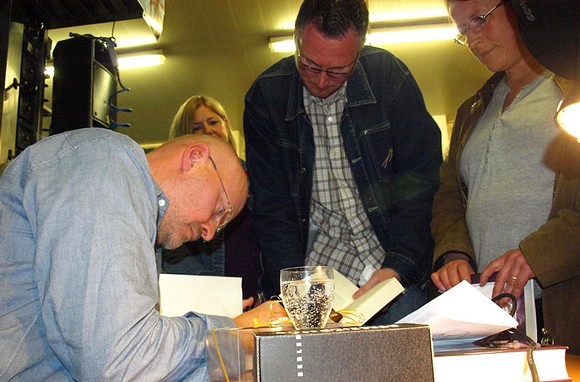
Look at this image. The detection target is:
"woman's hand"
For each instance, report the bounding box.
[480,248,535,302]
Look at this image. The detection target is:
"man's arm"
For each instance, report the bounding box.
[430,132,475,265]
[521,208,580,287]
[32,137,231,380]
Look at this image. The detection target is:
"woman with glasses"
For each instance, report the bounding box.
[162,95,262,304]
[431,0,579,353]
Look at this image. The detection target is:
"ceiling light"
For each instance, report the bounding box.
[44,49,166,77]
[269,36,297,53]
[268,23,458,53]
[114,36,158,49]
[370,9,450,23]
[117,50,166,69]
[367,24,458,45]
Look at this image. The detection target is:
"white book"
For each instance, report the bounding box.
[433,343,570,382]
[332,269,404,325]
[158,273,243,318]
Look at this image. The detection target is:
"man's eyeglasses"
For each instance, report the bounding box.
[454,0,505,46]
[296,48,358,80]
[208,156,233,233]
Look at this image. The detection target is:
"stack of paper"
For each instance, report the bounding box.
[396,280,518,342]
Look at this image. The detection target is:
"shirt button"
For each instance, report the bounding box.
[327,116,334,122]
[158,199,166,207]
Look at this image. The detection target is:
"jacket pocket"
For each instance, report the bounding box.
[359,122,393,182]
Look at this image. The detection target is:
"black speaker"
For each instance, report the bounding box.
[50,36,117,135]
[15,22,49,156]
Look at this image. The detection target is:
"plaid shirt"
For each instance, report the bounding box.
[304,85,385,286]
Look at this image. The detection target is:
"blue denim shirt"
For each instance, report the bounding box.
[0,129,233,381]
[244,46,442,296]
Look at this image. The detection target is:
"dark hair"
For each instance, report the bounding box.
[294,0,369,46]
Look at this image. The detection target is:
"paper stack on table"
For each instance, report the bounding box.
[396,280,518,343]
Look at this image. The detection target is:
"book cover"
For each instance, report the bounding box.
[332,269,404,325]
[434,343,570,382]
[158,273,242,317]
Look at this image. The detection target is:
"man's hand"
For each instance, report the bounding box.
[431,254,475,292]
[352,268,400,299]
[233,300,286,328]
[242,297,254,311]
[480,248,535,302]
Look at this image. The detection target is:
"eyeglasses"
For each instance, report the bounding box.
[454,0,505,46]
[208,156,233,232]
[296,48,359,80]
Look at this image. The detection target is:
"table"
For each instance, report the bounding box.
[567,354,580,380]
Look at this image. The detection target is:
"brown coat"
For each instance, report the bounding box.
[431,73,580,354]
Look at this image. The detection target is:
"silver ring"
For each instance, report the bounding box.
[511,276,517,281]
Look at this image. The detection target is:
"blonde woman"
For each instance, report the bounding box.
[163,95,261,301]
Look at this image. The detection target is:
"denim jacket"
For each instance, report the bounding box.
[244,46,442,295]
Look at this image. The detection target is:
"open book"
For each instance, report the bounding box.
[470,273,538,342]
[396,280,518,343]
[332,269,404,325]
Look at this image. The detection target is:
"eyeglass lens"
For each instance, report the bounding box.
[454,0,505,46]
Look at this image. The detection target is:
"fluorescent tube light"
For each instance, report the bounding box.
[268,23,458,53]
[118,50,166,69]
[45,49,166,77]
[269,36,297,53]
[367,24,458,45]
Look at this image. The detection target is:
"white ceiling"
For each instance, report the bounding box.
[45,0,492,153]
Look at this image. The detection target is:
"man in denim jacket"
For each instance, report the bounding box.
[244,0,442,323]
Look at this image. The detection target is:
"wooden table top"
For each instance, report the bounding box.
[567,354,580,380]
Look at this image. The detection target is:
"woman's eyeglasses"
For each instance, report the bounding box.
[454,0,505,46]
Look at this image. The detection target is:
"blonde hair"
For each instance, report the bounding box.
[168,95,235,145]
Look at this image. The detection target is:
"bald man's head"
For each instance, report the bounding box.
[148,134,247,249]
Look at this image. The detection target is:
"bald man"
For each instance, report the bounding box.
[0,128,282,381]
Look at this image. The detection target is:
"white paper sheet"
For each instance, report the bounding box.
[158,274,242,318]
[396,280,518,342]
[471,280,537,342]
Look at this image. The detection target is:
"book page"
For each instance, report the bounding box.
[471,278,537,342]
[158,273,243,318]
[333,269,404,325]
[396,280,518,342]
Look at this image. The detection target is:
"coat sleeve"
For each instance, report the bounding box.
[520,134,580,288]
[430,101,477,269]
